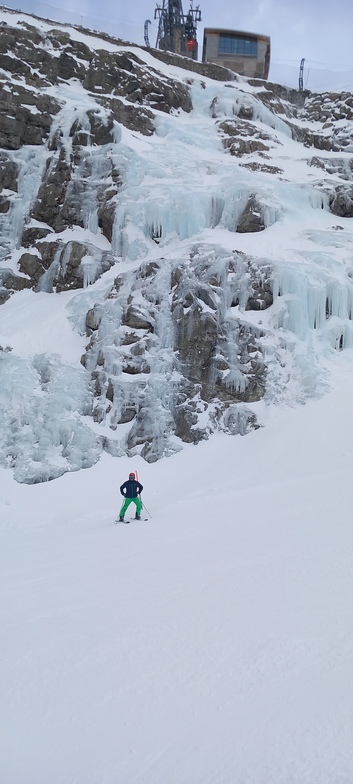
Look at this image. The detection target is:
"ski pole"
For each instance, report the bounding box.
[136,469,152,519]
[141,498,152,518]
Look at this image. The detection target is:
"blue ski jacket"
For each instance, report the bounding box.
[120,479,143,498]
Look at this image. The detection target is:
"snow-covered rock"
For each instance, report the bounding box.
[1,6,353,481]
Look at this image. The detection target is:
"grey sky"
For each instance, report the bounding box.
[6,0,353,91]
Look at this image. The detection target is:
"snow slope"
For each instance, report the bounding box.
[2,352,353,783]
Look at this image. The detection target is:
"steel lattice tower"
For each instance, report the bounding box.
[154,0,201,60]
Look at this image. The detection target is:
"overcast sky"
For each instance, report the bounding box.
[6,0,353,91]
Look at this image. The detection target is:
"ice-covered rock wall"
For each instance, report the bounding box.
[80,249,268,462]
[1,7,353,481]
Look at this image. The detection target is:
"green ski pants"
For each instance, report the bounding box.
[119,496,142,518]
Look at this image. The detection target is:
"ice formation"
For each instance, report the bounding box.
[1,9,353,481]
[0,351,101,483]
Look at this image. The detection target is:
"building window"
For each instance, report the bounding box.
[218,34,258,57]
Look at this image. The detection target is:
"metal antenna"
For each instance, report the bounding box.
[144,19,151,47]
[299,58,305,91]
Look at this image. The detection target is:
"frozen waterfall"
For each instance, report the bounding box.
[1,41,353,481]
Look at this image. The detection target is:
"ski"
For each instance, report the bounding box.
[115,518,148,524]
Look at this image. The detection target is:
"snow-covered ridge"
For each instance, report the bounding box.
[1,7,353,482]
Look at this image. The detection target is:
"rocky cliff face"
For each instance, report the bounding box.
[1,7,353,482]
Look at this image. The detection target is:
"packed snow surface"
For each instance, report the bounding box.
[2,359,353,783]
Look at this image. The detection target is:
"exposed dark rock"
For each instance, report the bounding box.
[236,195,266,233]
[106,379,114,401]
[54,242,114,292]
[218,118,275,158]
[31,148,72,230]
[57,51,86,81]
[0,196,10,212]
[18,252,44,282]
[0,287,12,304]
[87,111,115,145]
[97,199,115,242]
[123,360,150,375]
[85,308,101,333]
[0,83,60,149]
[289,123,338,151]
[147,47,236,82]
[84,49,192,114]
[174,302,218,386]
[246,81,308,116]
[101,99,155,136]
[35,239,61,270]
[240,162,284,175]
[328,185,353,217]
[0,52,30,75]
[174,402,199,443]
[0,155,18,191]
[21,226,53,247]
[0,268,32,290]
[123,306,154,331]
[118,406,136,424]
[20,240,116,291]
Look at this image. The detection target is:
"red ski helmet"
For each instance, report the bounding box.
[129,472,135,479]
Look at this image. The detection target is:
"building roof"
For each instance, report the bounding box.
[203,28,270,43]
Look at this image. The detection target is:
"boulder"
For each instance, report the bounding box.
[236,195,266,233]
[21,226,53,247]
[18,253,44,282]
[123,306,154,331]
[329,185,353,217]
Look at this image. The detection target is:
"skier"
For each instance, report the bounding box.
[119,472,143,522]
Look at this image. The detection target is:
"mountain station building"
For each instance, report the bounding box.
[202,28,270,79]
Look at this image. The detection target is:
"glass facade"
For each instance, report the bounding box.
[218,34,258,57]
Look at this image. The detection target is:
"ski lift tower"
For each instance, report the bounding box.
[154,0,201,60]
